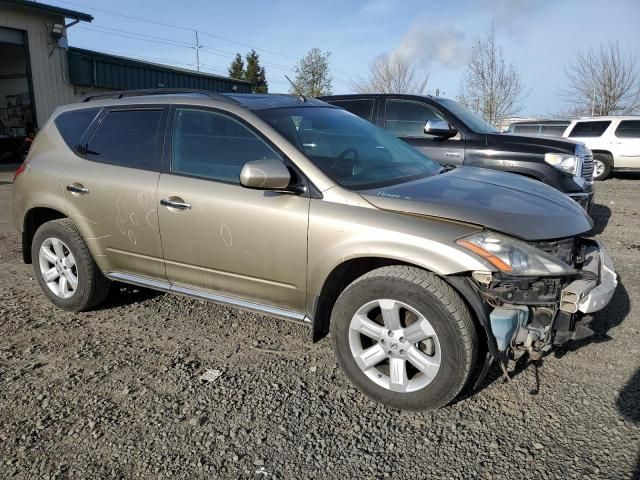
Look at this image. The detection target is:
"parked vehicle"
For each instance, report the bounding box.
[507,119,570,138]
[320,94,595,211]
[13,89,617,410]
[562,116,640,180]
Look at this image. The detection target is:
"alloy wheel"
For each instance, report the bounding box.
[593,159,606,179]
[38,237,78,299]
[348,299,441,393]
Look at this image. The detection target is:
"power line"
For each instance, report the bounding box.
[54,0,299,60]
[76,26,194,49]
[54,0,356,84]
[88,23,194,47]
[77,25,353,86]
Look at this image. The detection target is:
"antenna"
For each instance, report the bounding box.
[285,75,306,102]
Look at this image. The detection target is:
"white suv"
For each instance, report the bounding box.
[562,116,640,180]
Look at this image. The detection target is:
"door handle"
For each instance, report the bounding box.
[66,184,90,194]
[160,198,191,210]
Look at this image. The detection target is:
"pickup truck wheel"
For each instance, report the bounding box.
[330,266,477,410]
[32,219,110,311]
[593,153,612,181]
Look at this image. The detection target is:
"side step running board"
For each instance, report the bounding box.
[107,272,311,324]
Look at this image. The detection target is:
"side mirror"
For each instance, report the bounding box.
[425,119,457,138]
[240,159,291,190]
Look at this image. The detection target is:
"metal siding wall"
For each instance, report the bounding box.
[0,5,86,127]
[67,48,250,93]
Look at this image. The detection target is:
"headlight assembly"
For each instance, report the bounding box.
[544,152,580,176]
[457,231,576,276]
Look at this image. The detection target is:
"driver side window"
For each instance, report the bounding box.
[385,100,444,138]
[172,108,282,184]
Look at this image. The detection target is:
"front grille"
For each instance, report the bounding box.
[581,154,594,181]
[529,237,577,267]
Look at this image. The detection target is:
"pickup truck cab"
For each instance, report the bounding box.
[562,116,640,180]
[320,94,595,211]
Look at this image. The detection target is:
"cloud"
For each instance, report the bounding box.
[480,0,554,35]
[359,0,395,17]
[392,22,468,70]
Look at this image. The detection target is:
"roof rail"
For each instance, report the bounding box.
[82,88,239,104]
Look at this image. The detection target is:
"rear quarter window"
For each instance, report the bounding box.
[328,99,375,121]
[568,121,611,138]
[85,109,165,171]
[54,108,100,150]
[615,120,640,138]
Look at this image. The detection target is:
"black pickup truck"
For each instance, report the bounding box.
[320,94,595,211]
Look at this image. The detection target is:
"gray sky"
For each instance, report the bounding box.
[52,0,640,115]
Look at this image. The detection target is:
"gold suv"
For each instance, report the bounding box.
[13,90,617,410]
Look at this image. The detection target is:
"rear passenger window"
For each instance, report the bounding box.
[615,120,640,138]
[85,110,165,170]
[54,108,100,150]
[329,100,375,121]
[171,108,282,184]
[568,121,611,138]
[385,100,444,137]
[512,124,539,135]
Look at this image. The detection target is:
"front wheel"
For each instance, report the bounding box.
[330,266,478,411]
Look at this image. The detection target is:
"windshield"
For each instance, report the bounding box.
[256,107,442,189]
[435,98,499,134]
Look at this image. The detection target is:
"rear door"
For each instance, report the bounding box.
[613,120,640,168]
[63,106,167,280]
[382,98,465,165]
[156,106,309,312]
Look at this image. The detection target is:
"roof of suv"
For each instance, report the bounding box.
[77,89,331,111]
[572,116,640,122]
[225,93,329,109]
[320,93,439,102]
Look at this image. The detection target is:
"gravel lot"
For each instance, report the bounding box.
[0,170,638,479]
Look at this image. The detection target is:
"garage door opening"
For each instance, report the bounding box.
[0,26,36,165]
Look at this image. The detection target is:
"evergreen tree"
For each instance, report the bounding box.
[244,49,268,93]
[291,48,332,97]
[228,53,245,80]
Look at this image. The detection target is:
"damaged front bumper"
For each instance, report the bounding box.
[560,241,617,314]
[473,239,617,356]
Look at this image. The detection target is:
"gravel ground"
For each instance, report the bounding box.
[0,172,638,479]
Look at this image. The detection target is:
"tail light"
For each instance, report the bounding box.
[13,162,26,182]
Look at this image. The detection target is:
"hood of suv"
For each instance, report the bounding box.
[488,132,581,154]
[360,166,593,241]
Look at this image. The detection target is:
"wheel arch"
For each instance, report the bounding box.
[591,149,614,164]
[310,257,497,360]
[22,207,67,264]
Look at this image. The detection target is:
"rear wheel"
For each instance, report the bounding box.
[593,153,612,181]
[32,219,110,311]
[330,266,477,410]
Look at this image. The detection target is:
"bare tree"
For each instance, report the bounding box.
[351,52,429,94]
[457,23,526,125]
[561,42,640,116]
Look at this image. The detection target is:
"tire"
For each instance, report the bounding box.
[330,266,477,411]
[593,153,612,181]
[31,219,110,311]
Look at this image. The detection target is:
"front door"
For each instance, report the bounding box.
[157,107,310,312]
[63,107,167,280]
[383,98,465,166]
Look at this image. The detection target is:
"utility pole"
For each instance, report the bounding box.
[591,87,595,116]
[194,30,201,72]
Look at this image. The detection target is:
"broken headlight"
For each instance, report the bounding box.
[457,231,577,276]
